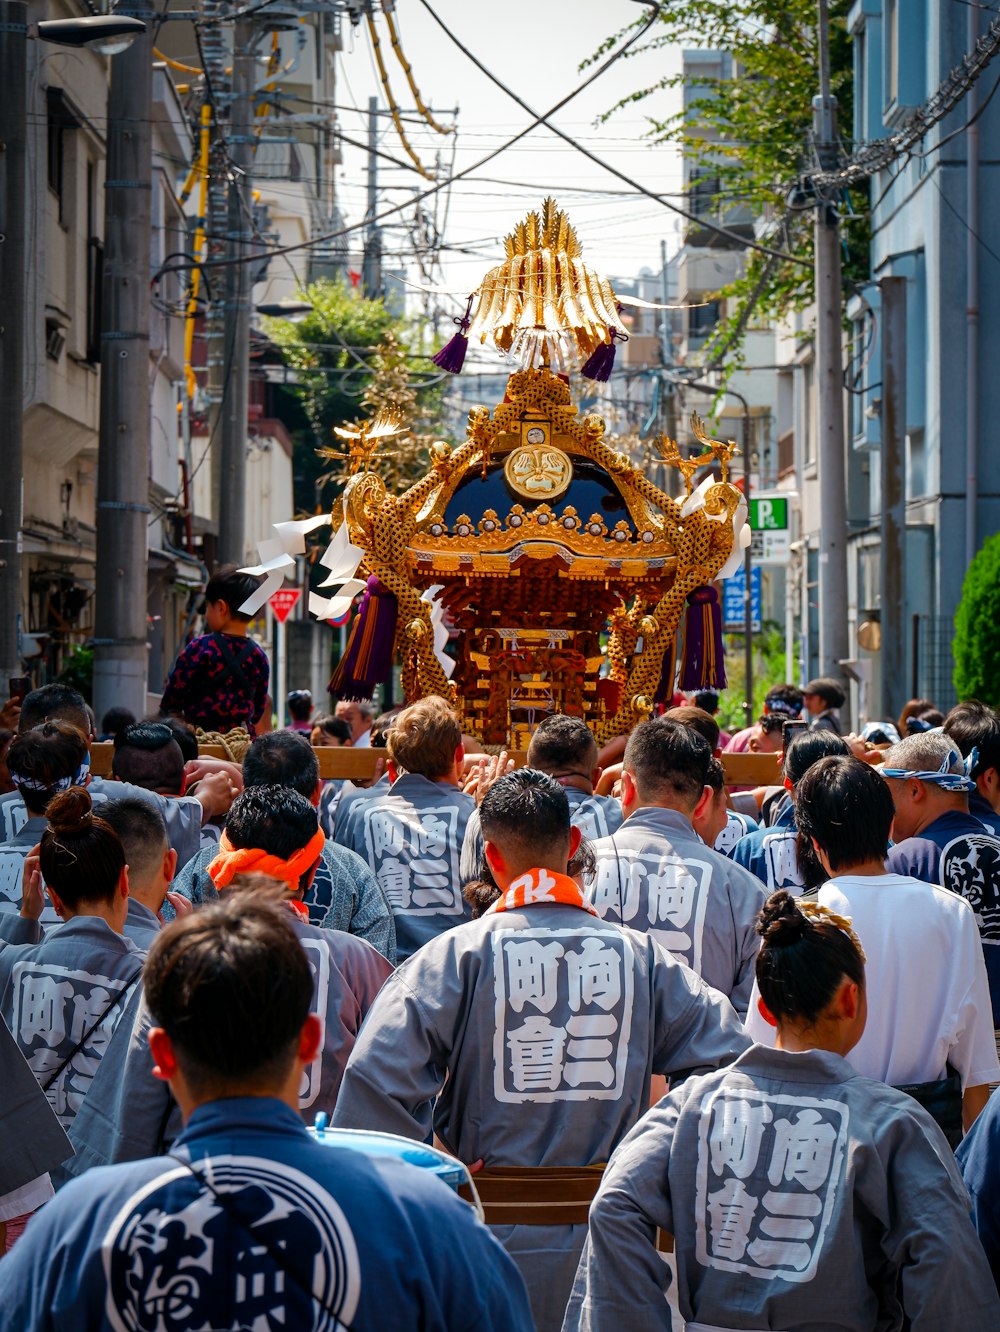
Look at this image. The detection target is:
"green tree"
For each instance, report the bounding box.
[264,279,439,509]
[591,1,869,368]
[320,329,447,494]
[953,535,1000,707]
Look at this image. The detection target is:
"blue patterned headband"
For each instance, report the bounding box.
[881,747,978,793]
[9,758,91,794]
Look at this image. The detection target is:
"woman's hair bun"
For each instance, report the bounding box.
[756,889,808,945]
[46,786,94,836]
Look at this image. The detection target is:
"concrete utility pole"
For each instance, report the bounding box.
[363,95,382,299]
[204,7,229,554]
[216,17,255,566]
[93,0,155,721]
[879,276,907,722]
[813,0,850,691]
[965,3,980,567]
[0,0,27,687]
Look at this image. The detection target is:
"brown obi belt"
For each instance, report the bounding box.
[459,1165,606,1226]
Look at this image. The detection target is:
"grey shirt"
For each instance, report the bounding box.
[0,778,203,869]
[61,912,392,1182]
[588,807,765,1017]
[0,916,143,1132]
[564,1044,1000,1332]
[333,900,749,1330]
[338,772,475,961]
[461,787,624,884]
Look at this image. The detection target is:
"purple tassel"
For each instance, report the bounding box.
[680,585,727,690]
[328,575,399,700]
[432,293,475,374]
[580,328,627,383]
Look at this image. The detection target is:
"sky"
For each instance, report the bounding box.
[330,0,685,308]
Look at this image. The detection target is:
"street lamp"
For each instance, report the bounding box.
[34,15,146,55]
[0,5,147,688]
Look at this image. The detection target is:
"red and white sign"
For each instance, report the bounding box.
[269,588,301,623]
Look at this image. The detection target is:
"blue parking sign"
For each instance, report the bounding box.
[722,565,761,633]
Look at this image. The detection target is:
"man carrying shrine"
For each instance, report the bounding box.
[333,768,749,1331]
[587,719,766,1017]
[338,696,475,960]
[461,714,623,883]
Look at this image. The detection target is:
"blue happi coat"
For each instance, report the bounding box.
[0,1096,533,1332]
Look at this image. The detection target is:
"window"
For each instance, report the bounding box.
[688,299,720,343]
[86,161,102,364]
[885,0,898,107]
[689,173,720,220]
[802,360,816,468]
[46,88,77,226]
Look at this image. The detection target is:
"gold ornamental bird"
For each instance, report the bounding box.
[320,404,407,474]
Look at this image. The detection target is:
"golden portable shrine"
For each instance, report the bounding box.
[289,202,750,748]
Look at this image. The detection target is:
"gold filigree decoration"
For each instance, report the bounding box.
[504,443,573,500]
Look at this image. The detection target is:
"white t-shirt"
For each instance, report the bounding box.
[745,872,1000,1089]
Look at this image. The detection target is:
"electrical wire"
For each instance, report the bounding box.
[414,0,808,268]
[930,170,1000,267]
[152,0,671,281]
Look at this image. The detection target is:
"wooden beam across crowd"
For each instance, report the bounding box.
[88,742,782,787]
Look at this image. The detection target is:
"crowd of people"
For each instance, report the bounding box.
[1,575,1000,1329]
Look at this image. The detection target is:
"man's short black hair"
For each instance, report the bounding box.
[112,722,185,795]
[480,769,571,859]
[944,700,1000,778]
[19,683,90,736]
[225,785,319,859]
[158,716,199,763]
[144,894,313,1098]
[623,719,711,808]
[527,715,598,775]
[287,690,313,722]
[204,564,264,624]
[794,755,893,871]
[100,797,169,883]
[100,706,136,738]
[783,730,850,785]
[243,731,319,799]
[312,716,352,744]
[692,690,720,716]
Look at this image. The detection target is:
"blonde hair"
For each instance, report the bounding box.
[387,696,462,779]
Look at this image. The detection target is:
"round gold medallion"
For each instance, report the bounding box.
[504,443,573,501]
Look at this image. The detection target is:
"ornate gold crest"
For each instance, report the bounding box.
[504,441,573,500]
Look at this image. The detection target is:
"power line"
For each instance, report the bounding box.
[414,0,807,269]
[811,12,1000,191]
[152,0,665,280]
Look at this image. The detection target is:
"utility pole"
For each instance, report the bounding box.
[879,276,907,722]
[0,1,27,688]
[813,0,850,698]
[204,5,229,558]
[92,0,155,721]
[965,3,980,567]
[216,18,255,566]
[363,95,382,299]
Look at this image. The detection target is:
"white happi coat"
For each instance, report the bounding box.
[333,894,749,1331]
[338,772,475,960]
[588,807,765,1017]
[564,1044,1000,1331]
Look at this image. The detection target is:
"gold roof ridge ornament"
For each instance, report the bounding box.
[312,201,751,744]
[432,197,629,381]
